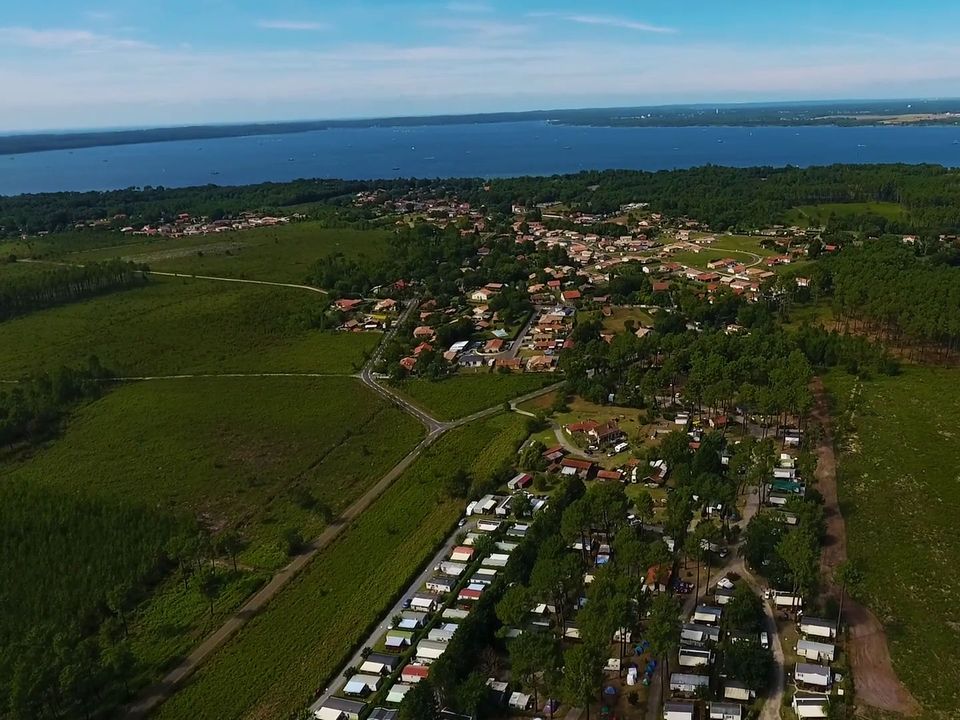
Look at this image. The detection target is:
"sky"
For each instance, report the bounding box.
[2,0,960,132]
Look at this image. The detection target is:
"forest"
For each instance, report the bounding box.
[7,164,960,240]
[0,260,148,322]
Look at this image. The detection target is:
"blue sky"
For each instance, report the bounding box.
[2,0,960,131]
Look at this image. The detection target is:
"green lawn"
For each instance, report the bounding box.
[154,413,528,720]
[826,367,960,714]
[787,202,906,227]
[0,276,378,377]
[68,223,390,284]
[400,372,557,421]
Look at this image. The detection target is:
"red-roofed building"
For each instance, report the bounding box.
[644,563,671,593]
[652,281,672,293]
[413,342,433,356]
[400,357,417,372]
[560,457,594,479]
[483,338,504,353]
[561,289,582,302]
[401,665,430,684]
[335,298,363,312]
[413,325,436,339]
[596,469,623,482]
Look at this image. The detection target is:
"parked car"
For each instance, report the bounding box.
[759,632,770,649]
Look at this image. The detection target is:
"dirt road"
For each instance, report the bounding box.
[810,378,920,716]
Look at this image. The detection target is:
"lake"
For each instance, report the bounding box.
[4,121,960,196]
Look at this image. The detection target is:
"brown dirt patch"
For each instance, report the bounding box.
[811,378,921,716]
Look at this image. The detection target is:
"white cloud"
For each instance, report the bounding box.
[423,17,530,38]
[0,26,149,51]
[528,12,676,34]
[257,20,329,31]
[446,1,493,12]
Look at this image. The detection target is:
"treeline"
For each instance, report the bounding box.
[0,358,111,447]
[819,239,960,359]
[472,164,960,235]
[0,261,148,322]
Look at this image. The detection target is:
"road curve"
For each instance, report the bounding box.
[145,270,328,294]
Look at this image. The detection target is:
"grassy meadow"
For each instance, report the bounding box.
[0,276,378,377]
[69,223,390,283]
[787,201,906,227]
[827,367,960,714]
[154,413,529,720]
[400,372,557,421]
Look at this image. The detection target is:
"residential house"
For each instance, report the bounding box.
[335,298,364,312]
[799,617,837,639]
[401,664,430,684]
[450,546,475,562]
[792,694,829,719]
[315,697,365,720]
[663,702,696,720]
[560,457,594,479]
[708,702,743,720]
[426,575,457,594]
[410,595,436,612]
[693,605,723,625]
[415,640,448,662]
[681,622,721,645]
[360,653,400,676]
[428,623,459,643]
[398,610,427,630]
[796,639,836,662]
[343,673,382,697]
[386,683,412,705]
[384,630,412,651]
[794,663,832,690]
[458,583,485,601]
[670,673,710,695]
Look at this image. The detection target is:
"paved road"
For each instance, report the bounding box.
[308,518,476,714]
[145,270,329,294]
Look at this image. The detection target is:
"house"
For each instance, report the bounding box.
[413,325,435,339]
[693,605,723,625]
[663,702,696,720]
[795,663,832,689]
[335,298,364,312]
[398,610,428,630]
[426,575,457,594]
[723,680,753,702]
[591,420,626,447]
[413,342,433,357]
[367,708,398,720]
[714,586,735,605]
[428,623,460,643]
[678,647,712,667]
[401,664,430,684]
[681,622,721,645]
[597,469,622,482]
[767,590,803,608]
[526,354,558,372]
[670,673,710,695]
[799,617,837,639]
[458,583,485,601]
[792,693,829,719]
[386,683,412,705]
[652,281,672,293]
[509,692,533,710]
[507,473,533,491]
[561,289,582,302]
[560,457,594,478]
[360,653,400,676]
[496,357,523,371]
[410,595,437,612]
[796,638,836,662]
[483,338,504,354]
[644,563,671,593]
[384,631,412,651]
[399,357,417,372]
[470,288,496,302]
[374,298,398,313]
[442,607,470,621]
[415,639,448,662]
[708,702,743,720]
[343,673,382,697]
[438,561,467,577]
[315,697,365,720]
[450,546,475,562]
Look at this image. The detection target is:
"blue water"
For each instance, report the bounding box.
[4,121,960,196]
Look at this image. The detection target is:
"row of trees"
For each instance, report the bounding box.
[0,260,147,322]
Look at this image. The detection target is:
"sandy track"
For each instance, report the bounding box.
[811,378,920,716]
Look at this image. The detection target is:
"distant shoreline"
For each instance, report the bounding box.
[4,99,960,156]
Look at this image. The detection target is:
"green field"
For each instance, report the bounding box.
[787,202,906,227]
[69,223,390,284]
[827,367,960,714]
[3,376,423,569]
[400,372,557,421]
[0,276,378,377]
[154,413,529,720]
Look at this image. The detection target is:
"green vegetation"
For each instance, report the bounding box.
[828,367,960,712]
[74,224,390,284]
[154,413,528,720]
[788,201,906,227]
[400,373,556,421]
[0,277,377,377]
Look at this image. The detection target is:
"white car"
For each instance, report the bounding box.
[759,631,770,649]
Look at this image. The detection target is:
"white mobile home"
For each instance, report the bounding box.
[681,623,721,645]
[708,702,743,720]
[678,647,712,668]
[795,663,832,689]
[663,701,696,720]
[723,680,753,702]
[415,640,448,662]
[792,694,829,718]
[799,617,837,639]
[670,673,710,695]
[796,638,836,662]
[693,605,723,625]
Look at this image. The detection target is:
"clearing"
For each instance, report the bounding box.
[786,202,906,227]
[153,413,529,720]
[399,372,557,421]
[0,276,378,377]
[69,223,390,283]
[826,367,960,716]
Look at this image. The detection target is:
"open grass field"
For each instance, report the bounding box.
[786,202,906,227]
[3,376,423,570]
[0,276,379,377]
[154,413,528,720]
[68,223,390,284]
[598,305,654,334]
[400,372,557,421]
[826,367,960,715]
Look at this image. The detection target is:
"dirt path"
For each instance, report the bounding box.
[810,378,921,717]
